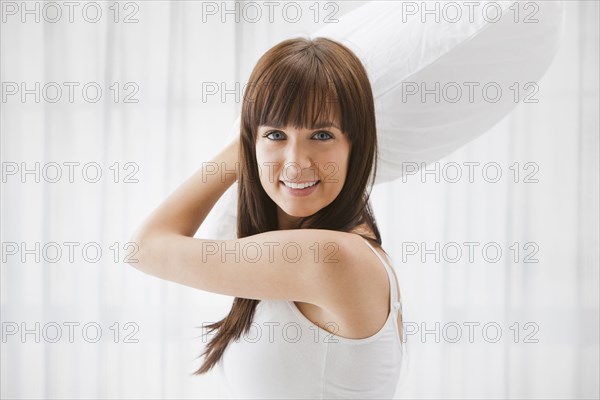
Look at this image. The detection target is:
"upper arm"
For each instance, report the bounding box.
[129,229,359,306]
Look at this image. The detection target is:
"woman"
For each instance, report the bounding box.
[129,37,404,398]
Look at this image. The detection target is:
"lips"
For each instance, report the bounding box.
[279,180,321,197]
[280,180,320,189]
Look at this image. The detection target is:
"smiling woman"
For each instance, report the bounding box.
[128,37,403,399]
[256,120,351,230]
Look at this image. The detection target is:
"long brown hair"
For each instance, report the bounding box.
[193,37,387,375]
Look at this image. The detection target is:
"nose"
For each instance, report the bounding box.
[283,140,316,181]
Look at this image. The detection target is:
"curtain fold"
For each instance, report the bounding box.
[1,1,597,399]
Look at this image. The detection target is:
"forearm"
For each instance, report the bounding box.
[131,137,239,242]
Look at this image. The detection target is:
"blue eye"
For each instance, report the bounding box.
[264,131,285,140]
[263,130,333,141]
[313,131,333,140]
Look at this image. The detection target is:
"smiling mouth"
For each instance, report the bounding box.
[280,180,320,189]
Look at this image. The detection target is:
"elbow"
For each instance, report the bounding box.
[126,229,171,280]
[126,233,146,272]
[127,230,155,273]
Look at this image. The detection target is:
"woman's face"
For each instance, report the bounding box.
[255,118,351,229]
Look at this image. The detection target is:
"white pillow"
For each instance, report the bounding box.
[211,0,565,239]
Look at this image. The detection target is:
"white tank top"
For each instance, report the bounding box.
[216,237,404,399]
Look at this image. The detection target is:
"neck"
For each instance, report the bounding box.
[277,208,302,230]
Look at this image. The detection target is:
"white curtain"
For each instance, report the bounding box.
[1,1,598,399]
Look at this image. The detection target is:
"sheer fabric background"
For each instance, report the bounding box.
[1,1,598,398]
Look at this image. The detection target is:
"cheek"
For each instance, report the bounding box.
[255,144,280,162]
[254,144,267,164]
[318,150,349,186]
[255,145,279,187]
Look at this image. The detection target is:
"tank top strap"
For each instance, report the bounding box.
[362,238,402,316]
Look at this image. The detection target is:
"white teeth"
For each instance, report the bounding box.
[282,180,319,189]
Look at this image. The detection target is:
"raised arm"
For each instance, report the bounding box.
[130,135,239,241]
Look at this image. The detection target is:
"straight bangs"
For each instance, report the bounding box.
[243,55,346,138]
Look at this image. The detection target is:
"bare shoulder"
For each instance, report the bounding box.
[295,232,397,339]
